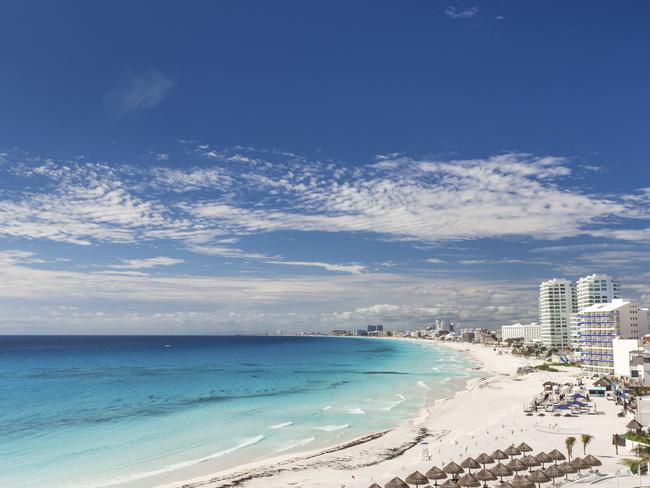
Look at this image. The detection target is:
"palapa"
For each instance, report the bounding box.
[426,466,448,483]
[570,457,589,471]
[369,484,382,488]
[475,453,495,466]
[457,474,481,488]
[474,468,497,488]
[506,459,527,472]
[521,456,541,469]
[443,462,465,477]
[528,470,551,485]
[535,452,553,465]
[626,419,643,431]
[510,475,535,488]
[385,477,410,488]
[557,462,577,479]
[492,449,509,461]
[542,465,563,479]
[496,482,512,488]
[406,471,430,487]
[547,449,566,463]
[504,446,522,458]
[583,454,602,467]
[516,443,533,453]
[461,457,481,472]
[492,463,514,480]
[441,480,460,488]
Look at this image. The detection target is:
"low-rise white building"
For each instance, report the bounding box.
[578,299,649,376]
[612,338,642,378]
[501,322,541,344]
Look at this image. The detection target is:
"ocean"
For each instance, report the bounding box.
[0,335,475,488]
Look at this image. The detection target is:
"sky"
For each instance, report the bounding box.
[1,1,649,334]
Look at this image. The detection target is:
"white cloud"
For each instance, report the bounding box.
[445,6,479,19]
[110,256,185,270]
[109,71,174,114]
[266,260,366,274]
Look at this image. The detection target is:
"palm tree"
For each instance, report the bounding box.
[565,436,576,461]
[581,434,593,455]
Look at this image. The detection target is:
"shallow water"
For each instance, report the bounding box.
[0,335,474,488]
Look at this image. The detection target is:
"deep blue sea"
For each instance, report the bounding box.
[0,336,474,488]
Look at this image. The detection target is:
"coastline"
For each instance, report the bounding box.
[145,337,475,488]
[155,339,633,488]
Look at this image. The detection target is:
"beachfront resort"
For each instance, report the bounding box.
[306,273,650,488]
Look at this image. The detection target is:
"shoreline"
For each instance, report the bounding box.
[146,338,476,488]
[154,339,633,488]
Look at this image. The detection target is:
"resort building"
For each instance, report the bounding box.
[501,322,541,344]
[577,274,621,310]
[435,318,454,333]
[571,274,621,346]
[577,299,649,376]
[539,279,577,349]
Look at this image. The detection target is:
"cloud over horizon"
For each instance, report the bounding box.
[0,145,649,332]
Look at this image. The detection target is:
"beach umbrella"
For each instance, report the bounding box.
[504,446,522,458]
[506,459,527,473]
[425,466,447,486]
[492,463,514,481]
[475,453,495,467]
[474,468,497,488]
[570,457,589,473]
[461,457,481,473]
[496,482,512,488]
[440,480,459,488]
[626,419,643,431]
[583,455,602,467]
[517,443,533,454]
[510,475,535,488]
[557,462,577,479]
[492,450,509,461]
[547,450,565,464]
[370,484,382,488]
[521,455,541,471]
[534,452,553,467]
[386,477,410,488]
[406,471,430,487]
[443,462,465,480]
[528,470,551,488]
[542,465,563,481]
[458,474,481,488]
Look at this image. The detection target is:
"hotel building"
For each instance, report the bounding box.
[501,322,541,344]
[577,299,648,376]
[571,274,621,346]
[539,279,577,349]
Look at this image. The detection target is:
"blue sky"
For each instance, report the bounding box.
[1,1,649,333]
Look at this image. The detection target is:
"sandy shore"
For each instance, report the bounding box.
[156,340,633,488]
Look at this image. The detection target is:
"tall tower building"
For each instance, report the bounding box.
[571,274,621,347]
[539,278,577,349]
[578,299,648,375]
[576,274,621,311]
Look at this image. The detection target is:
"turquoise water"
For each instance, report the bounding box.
[0,336,474,488]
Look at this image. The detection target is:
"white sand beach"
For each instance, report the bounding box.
[158,341,633,488]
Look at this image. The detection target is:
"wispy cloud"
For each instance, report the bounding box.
[109,71,174,114]
[110,256,184,270]
[265,260,366,274]
[445,6,479,19]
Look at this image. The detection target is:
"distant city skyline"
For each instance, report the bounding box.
[0,1,649,333]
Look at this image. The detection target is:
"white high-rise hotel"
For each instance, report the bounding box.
[577,274,621,311]
[570,274,621,345]
[579,300,648,375]
[540,274,623,350]
[539,279,577,349]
